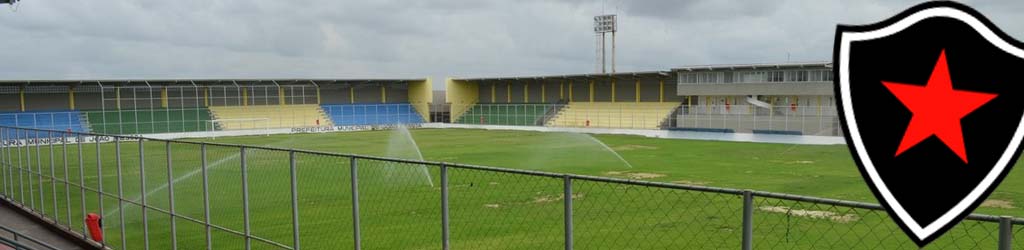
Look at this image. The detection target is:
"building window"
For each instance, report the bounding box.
[767,71,784,82]
[786,71,808,82]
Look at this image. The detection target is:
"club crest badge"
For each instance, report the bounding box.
[834,1,1024,246]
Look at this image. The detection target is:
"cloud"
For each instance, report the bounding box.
[0,0,1021,89]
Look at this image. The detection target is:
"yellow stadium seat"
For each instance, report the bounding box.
[208,104,332,130]
[547,102,680,129]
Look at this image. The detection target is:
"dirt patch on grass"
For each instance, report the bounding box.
[484,204,501,209]
[604,171,666,180]
[531,193,585,204]
[672,180,711,186]
[982,199,1016,209]
[759,206,859,223]
[611,144,659,151]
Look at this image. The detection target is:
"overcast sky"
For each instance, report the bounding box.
[0,0,1022,89]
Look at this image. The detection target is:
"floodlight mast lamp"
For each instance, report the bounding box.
[594,14,617,74]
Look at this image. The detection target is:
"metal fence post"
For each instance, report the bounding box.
[36,130,45,214]
[140,139,150,250]
[241,146,251,250]
[999,216,1012,250]
[742,190,753,250]
[22,129,30,208]
[0,127,6,197]
[350,157,361,250]
[563,175,573,250]
[0,127,7,198]
[201,144,211,250]
[61,132,72,230]
[289,150,301,250]
[95,136,104,246]
[166,141,178,250]
[18,130,25,206]
[48,131,57,223]
[77,134,86,235]
[115,137,127,249]
[440,163,449,250]
[36,129,44,213]
[3,127,9,199]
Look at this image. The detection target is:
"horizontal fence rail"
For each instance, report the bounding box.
[445,103,843,136]
[0,125,1019,249]
[0,224,60,250]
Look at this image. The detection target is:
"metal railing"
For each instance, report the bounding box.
[447,103,843,136]
[0,224,60,250]
[0,125,1019,249]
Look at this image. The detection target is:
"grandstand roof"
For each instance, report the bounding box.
[451,70,673,82]
[671,61,832,72]
[0,78,428,86]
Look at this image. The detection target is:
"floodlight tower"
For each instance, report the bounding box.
[594,14,617,73]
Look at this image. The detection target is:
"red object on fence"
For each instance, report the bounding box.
[316,119,320,126]
[791,102,797,111]
[86,213,103,242]
[586,120,590,127]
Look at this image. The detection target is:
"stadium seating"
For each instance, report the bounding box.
[0,111,90,139]
[209,104,331,130]
[547,102,680,129]
[320,104,424,126]
[454,104,553,126]
[85,108,214,134]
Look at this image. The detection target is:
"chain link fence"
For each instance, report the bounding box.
[0,125,1020,249]
[444,103,842,136]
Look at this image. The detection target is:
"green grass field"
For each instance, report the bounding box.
[2,128,1022,249]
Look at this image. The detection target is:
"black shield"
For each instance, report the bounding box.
[834,1,1024,246]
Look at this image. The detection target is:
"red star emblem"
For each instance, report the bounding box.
[882,50,997,163]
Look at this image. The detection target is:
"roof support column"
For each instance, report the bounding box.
[161,86,169,108]
[490,83,496,103]
[568,81,574,103]
[19,86,25,112]
[659,79,664,103]
[524,82,529,103]
[69,86,76,110]
[611,78,616,103]
[588,80,594,103]
[541,81,546,103]
[635,79,640,103]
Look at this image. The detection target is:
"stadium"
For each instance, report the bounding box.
[0,64,1021,250]
[1,1,1023,250]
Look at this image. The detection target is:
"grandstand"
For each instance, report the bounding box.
[209,104,329,130]
[0,79,433,135]
[85,108,213,134]
[547,102,679,129]
[322,103,425,126]
[446,63,840,135]
[454,103,556,126]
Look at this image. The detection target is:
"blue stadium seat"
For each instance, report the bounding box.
[0,110,90,140]
[320,104,424,126]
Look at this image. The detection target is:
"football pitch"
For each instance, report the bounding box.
[4,128,1022,249]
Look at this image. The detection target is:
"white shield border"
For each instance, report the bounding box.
[838,6,1024,241]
